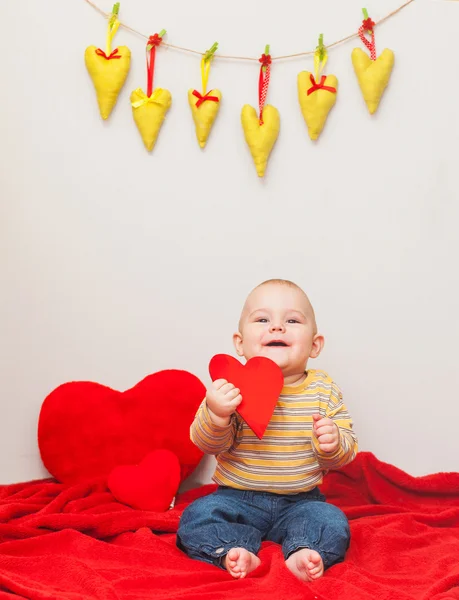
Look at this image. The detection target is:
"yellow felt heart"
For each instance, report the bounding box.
[188,89,222,148]
[85,45,131,120]
[241,105,280,177]
[351,48,395,114]
[297,71,338,140]
[131,88,172,152]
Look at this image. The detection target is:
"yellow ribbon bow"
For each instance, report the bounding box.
[131,88,167,108]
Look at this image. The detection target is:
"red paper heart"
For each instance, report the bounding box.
[38,370,205,484]
[108,449,181,512]
[208,354,284,439]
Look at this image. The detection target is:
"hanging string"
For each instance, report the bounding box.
[359,9,377,60]
[307,34,336,96]
[146,31,165,97]
[94,2,122,59]
[201,43,218,94]
[258,47,271,124]
[130,28,168,108]
[106,3,120,55]
[191,43,220,107]
[313,34,327,82]
[83,0,416,62]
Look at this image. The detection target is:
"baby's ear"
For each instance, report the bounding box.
[233,331,244,356]
[310,334,325,358]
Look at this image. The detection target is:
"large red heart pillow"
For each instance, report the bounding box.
[108,449,181,512]
[38,370,205,484]
[209,354,284,439]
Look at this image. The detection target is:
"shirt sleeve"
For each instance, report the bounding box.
[312,382,358,469]
[190,399,236,455]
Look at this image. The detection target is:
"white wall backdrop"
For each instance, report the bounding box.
[1,0,458,484]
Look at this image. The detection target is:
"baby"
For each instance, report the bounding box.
[177,279,358,582]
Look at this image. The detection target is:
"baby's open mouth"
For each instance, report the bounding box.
[266,341,288,347]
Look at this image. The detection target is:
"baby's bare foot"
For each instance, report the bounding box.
[285,548,324,582]
[224,548,261,579]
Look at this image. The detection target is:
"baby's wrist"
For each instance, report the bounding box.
[206,404,231,427]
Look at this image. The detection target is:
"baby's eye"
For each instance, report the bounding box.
[256,318,268,323]
[287,319,300,324]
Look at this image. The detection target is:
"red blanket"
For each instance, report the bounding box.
[1,452,458,600]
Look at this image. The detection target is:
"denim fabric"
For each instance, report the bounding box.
[176,486,350,570]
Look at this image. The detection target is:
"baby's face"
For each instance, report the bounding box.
[233,284,321,378]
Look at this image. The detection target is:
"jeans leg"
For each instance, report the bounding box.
[176,488,268,568]
[267,495,350,570]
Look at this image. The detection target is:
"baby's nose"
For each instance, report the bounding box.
[270,322,285,332]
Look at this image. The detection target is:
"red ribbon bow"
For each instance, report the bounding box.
[259,53,272,68]
[307,74,337,96]
[95,48,121,60]
[192,90,220,108]
[148,33,163,48]
[362,17,375,31]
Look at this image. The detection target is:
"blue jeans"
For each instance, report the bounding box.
[176,486,350,570]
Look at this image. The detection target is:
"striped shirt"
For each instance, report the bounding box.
[190,369,358,494]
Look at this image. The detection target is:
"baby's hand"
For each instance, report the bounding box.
[312,414,340,453]
[206,379,242,425]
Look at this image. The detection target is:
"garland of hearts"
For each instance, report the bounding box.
[84,2,408,175]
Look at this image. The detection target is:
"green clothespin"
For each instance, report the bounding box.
[109,3,120,28]
[204,42,218,62]
[316,34,326,61]
[262,44,270,71]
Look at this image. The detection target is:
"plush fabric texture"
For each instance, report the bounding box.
[108,449,181,512]
[297,71,338,140]
[241,104,280,177]
[84,45,131,120]
[131,87,172,151]
[1,452,458,599]
[351,48,395,114]
[38,370,205,484]
[208,354,284,439]
[188,88,222,148]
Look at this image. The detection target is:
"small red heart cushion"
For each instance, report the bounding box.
[108,449,181,512]
[209,354,284,439]
[38,370,205,484]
